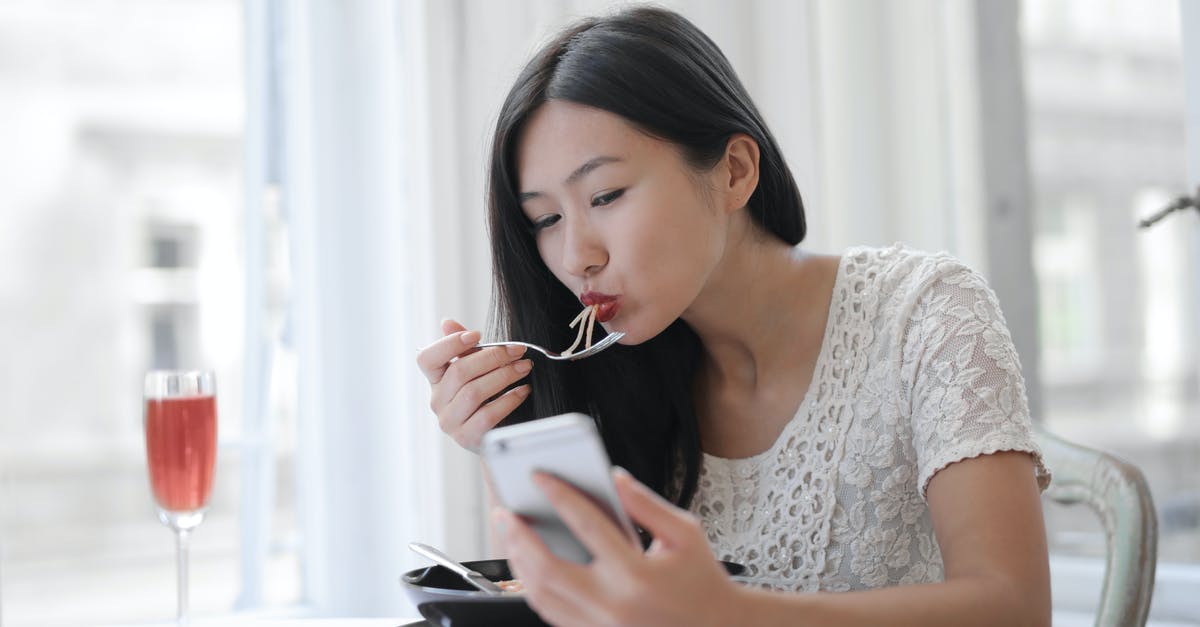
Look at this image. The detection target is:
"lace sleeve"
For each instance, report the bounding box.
[902,263,1051,500]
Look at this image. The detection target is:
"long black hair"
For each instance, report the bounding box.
[487,6,806,508]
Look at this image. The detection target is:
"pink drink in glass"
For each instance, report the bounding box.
[143,370,217,626]
[145,395,217,512]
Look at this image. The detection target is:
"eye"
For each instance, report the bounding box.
[591,189,624,207]
[531,214,561,233]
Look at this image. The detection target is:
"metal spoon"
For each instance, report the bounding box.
[408,542,503,595]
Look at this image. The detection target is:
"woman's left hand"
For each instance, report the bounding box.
[494,467,741,627]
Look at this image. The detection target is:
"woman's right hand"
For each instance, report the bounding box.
[417,318,533,452]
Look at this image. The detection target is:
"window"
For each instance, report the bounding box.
[0,1,299,623]
[1022,0,1199,620]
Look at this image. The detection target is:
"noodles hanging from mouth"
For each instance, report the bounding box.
[560,304,598,356]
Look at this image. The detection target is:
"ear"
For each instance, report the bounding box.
[719,134,760,214]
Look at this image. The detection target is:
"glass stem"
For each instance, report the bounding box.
[176,528,190,627]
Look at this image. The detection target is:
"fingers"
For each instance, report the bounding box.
[417,328,481,384]
[451,383,531,450]
[532,472,639,563]
[418,318,536,451]
[441,318,467,336]
[494,509,599,617]
[438,348,530,413]
[613,467,701,551]
[431,342,533,450]
[434,343,528,407]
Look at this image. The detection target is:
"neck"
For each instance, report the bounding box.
[680,215,831,393]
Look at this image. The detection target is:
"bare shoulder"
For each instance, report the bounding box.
[791,249,842,284]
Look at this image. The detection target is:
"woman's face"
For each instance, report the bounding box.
[516,100,730,344]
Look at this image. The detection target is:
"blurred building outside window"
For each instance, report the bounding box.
[1022,0,1199,622]
[0,1,300,625]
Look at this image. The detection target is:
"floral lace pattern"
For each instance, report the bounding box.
[690,245,1050,592]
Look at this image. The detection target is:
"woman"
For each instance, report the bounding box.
[416,6,1051,626]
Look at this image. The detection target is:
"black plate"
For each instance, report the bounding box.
[401,558,746,627]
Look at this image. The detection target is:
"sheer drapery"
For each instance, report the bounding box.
[278,0,442,615]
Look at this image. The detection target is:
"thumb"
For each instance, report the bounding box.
[441,318,468,336]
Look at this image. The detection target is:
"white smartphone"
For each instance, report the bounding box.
[481,412,638,564]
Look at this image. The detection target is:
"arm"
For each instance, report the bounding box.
[734,450,1050,627]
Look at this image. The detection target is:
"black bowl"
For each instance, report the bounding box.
[401,558,746,627]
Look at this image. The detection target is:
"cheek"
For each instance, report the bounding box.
[617,208,721,324]
[630,205,721,278]
[535,235,570,285]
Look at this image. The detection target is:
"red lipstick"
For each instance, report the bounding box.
[580,291,621,322]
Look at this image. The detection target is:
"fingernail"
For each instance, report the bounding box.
[506,344,526,357]
[514,359,532,374]
[461,330,480,345]
[516,384,531,396]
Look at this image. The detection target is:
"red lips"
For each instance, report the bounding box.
[580,292,621,322]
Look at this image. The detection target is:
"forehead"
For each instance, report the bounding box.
[515,100,662,190]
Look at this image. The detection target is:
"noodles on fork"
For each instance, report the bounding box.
[561,304,599,357]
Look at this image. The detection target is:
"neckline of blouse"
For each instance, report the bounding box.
[700,247,854,470]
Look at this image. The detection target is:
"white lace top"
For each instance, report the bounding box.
[689,245,1051,591]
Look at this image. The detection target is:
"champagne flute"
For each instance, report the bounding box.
[144,370,218,626]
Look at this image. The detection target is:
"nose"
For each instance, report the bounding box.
[561,214,606,278]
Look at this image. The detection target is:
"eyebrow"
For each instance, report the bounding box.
[518,156,623,202]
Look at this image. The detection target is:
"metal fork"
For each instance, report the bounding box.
[476,331,625,361]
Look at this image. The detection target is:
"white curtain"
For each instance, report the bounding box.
[282,0,442,616]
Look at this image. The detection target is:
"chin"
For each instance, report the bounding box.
[604,318,670,346]
[601,322,639,345]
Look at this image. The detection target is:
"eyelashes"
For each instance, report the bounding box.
[529,189,625,234]
[591,189,624,207]
[531,214,560,233]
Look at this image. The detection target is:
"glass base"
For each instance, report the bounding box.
[158,508,207,532]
